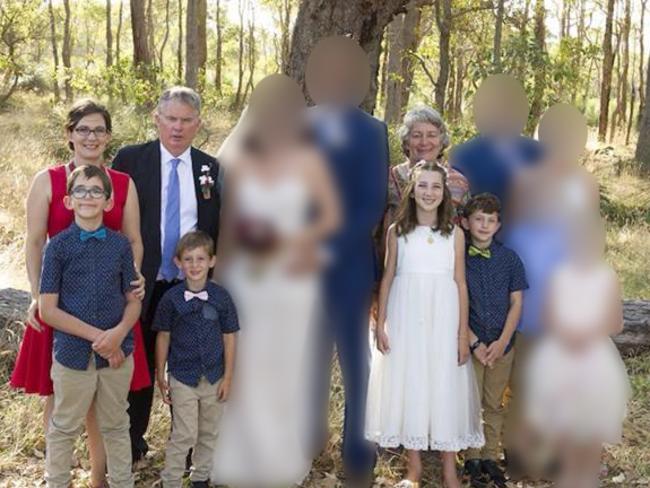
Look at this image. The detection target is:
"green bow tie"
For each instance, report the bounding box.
[468,245,491,259]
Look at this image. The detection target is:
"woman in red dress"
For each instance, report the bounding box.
[10,99,151,488]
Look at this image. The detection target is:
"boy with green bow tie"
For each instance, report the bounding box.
[461,193,528,488]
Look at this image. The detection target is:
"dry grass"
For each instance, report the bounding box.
[1,98,649,487]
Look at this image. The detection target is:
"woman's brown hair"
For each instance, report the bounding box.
[394,161,454,237]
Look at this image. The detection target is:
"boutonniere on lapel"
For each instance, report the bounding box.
[199,164,215,199]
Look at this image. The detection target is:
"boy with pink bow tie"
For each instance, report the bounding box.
[154,231,239,488]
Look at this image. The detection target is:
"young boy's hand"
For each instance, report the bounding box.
[485,339,507,366]
[92,328,125,358]
[157,375,171,405]
[472,342,489,365]
[217,378,231,402]
[108,349,126,368]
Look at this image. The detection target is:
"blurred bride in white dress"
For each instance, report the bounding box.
[210,74,340,487]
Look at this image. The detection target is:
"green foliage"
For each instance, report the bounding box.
[0,0,47,105]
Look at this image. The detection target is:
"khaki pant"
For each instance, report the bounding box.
[503,331,532,449]
[161,376,223,487]
[467,347,514,461]
[46,355,134,488]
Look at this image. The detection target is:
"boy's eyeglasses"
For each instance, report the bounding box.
[74,126,109,138]
[70,186,109,199]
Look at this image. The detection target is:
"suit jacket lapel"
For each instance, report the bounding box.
[191,147,207,229]
[149,140,162,249]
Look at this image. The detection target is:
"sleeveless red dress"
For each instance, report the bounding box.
[10,163,151,394]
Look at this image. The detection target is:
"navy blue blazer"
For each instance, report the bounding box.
[450,135,543,208]
[312,107,389,298]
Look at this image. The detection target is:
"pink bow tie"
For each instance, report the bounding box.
[184,290,209,302]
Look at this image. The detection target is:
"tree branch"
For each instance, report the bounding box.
[409,51,436,86]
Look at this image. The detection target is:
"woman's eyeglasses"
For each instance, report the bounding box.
[73,126,109,138]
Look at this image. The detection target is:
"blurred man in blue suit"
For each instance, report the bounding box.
[307,36,389,487]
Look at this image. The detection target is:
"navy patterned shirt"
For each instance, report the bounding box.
[40,223,137,370]
[153,281,239,387]
[465,240,528,353]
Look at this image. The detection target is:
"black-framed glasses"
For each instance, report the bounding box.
[74,126,109,138]
[70,185,109,199]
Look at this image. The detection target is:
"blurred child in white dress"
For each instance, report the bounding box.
[525,216,630,488]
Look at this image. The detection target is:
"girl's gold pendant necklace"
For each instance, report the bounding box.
[428,227,435,244]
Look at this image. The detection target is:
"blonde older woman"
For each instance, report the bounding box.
[386,105,470,226]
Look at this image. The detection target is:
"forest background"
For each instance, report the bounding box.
[1,0,650,486]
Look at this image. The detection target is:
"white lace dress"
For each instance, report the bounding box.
[211,176,319,486]
[365,226,485,451]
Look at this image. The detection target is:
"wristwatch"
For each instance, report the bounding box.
[469,339,482,353]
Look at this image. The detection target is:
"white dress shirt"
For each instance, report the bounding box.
[158,143,198,280]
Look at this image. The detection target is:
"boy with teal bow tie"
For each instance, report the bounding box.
[461,193,528,488]
[39,165,140,488]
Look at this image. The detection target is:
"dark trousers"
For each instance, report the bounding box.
[128,279,180,461]
[315,279,377,481]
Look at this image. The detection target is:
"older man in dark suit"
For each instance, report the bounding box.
[112,86,221,464]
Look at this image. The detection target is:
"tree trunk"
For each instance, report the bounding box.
[619,0,631,130]
[384,0,423,126]
[599,0,616,142]
[278,0,292,72]
[116,0,123,63]
[515,0,531,81]
[560,0,569,39]
[177,0,183,83]
[286,0,431,114]
[378,29,389,109]
[62,0,72,102]
[146,0,156,69]
[159,0,171,70]
[233,0,246,109]
[638,0,647,129]
[453,47,464,119]
[527,0,546,135]
[185,0,207,89]
[434,0,452,115]
[106,0,113,67]
[493,0,505,71]
[131,0,153,79]
[48,0,60,103]
[635,52,650,171]
[242,2,256,101]
[626,60,636,145]
[573,0,586,104]
[610,28,623,143]
[215,0,223,93]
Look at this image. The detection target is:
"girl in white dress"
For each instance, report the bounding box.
[366,161,484,488]
[524,217,630,488]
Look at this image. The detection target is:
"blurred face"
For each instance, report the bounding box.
[67,113,111,163]
[413,170,445,212]
[408,122,443,163]
[463,210,501,245]
[174,246,216,284]
[64,174,113,222]
[155,100,201,156]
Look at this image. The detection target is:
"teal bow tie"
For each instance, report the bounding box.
[468,245,491,259]
[80,227,107,242]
